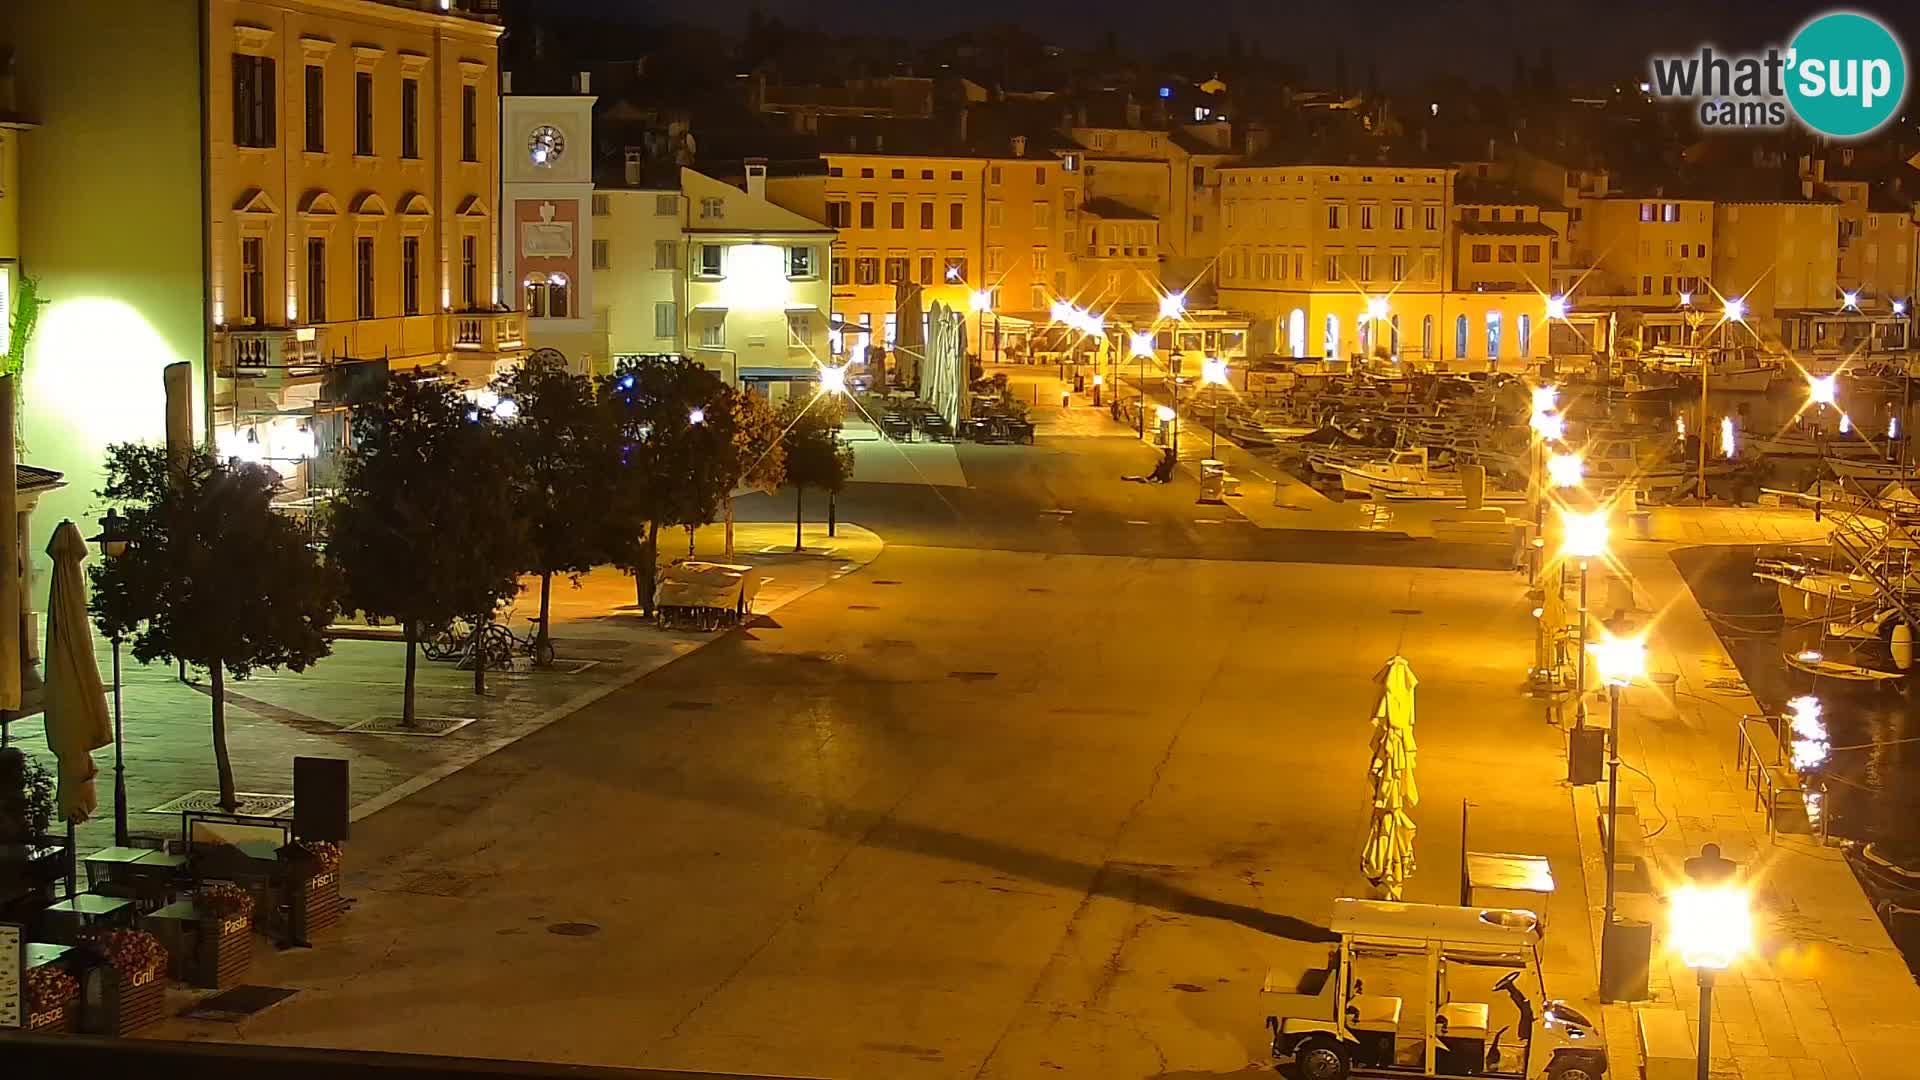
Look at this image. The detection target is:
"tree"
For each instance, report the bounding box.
[725,390,786,557]
[779,395,855,551]
[492,350,609,663]
[89,443,338,809]
[598,357,739,616]
[328,374,527,723]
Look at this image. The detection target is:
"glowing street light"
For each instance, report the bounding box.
[1679,291,1693,307]
[1154,404,1175,422]
[1365,296,1390,321]
[1200,357,1229,385]
[1673,844,1750,1076]
[1561,509,1609,560]
[1130,332,1156,358]
[1588,626,1646,1002]
[1531,410,1566,443]
[818,364,848,395]
[1530,384,1558,415]
[688,407,705,425]
[1545,294,1569,320]
[1547,452,1585,489]
[1159,291,1186,320]
[1723,296,1747,322]
[1896,299,1909,316]
[969,289,993,313]
[1807,374,1838,407]
[492,397,519,420]
[1787,695,1829,772]
[1842,290,1861,310]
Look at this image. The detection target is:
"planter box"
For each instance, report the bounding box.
[26,995,79,1034]
[194,915,253,989]
[289,871,340,941]
[82,966,165,1036]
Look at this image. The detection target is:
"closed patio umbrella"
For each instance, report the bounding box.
[1361,655,1419,900]
[42,520,111,827]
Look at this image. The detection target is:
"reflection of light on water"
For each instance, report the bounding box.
[1789,694,1830,771]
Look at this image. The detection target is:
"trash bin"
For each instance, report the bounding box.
[1199,459,1226,502]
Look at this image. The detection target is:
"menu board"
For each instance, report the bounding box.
[0,922,21,1028]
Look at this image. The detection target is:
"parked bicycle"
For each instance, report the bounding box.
[422,615,555,667]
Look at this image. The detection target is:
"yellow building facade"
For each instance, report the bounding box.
[1578,196,1714,306]
[1712,199,1839,320]
[205,0,515,493]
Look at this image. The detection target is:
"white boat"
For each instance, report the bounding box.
[1754,562,1896,619]
[1826,457,1920,484]
[1747,430,1886,459]
[1333,447,1526,502]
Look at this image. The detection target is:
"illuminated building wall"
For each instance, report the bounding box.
[981,154,1082,319]
[1070,126,1229,289]
[595,187,685,360]
[503,90,596,371]
[3,1,208,596]
[680,167,833,396]
[1712,200,1838,321]
[1580,197,1715,307]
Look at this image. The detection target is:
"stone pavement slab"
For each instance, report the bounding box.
[3,522,882,856]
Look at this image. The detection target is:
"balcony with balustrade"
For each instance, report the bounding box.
[449,309,528,355]
[218,325,328,381]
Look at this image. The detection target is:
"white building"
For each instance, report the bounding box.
[501,78,598,370]
[595,177,685,361]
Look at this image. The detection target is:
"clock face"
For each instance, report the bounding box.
[529,125,566,167]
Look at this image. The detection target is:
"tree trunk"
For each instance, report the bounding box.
[795,486,804,551]
[537,571,554,664]
[210,660,237,811]
[640,522,660,619]
[472,610,488,695]
[724,495,736,558]
[402,622,418,727]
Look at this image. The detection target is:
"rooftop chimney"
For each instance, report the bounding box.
[625,148,643,186]
[744,157,768,201]
[1011,134,1027,157]
[502,70,514,95]
[573,70,591,94]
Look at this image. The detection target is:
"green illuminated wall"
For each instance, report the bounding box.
[1,2,206,600]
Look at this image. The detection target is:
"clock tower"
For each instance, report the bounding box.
[501,74,598,371]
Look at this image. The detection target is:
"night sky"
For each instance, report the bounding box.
[535,0,1920,89]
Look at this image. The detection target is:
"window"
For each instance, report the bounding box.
[831,257,849,285]
[592,194,611,216]
[920,202,934,229]
[399,236,420,315]
[826,201,851,229]
[655,194,677,216]
[987,201,1004,227]
[400,78,419,159]
[1032,247,1047,272]
[354,71,374,155]
[591,239,610,271]
[700,197,725,221]
[1455,314,1468,358]
[1661,275,1672,295]
[233,54,276,148]
[918,255,934,284]
[1640,202,1656,222]
[945,256,968,282]
[1489,209,1502,222]
[1324,313,1340,357]
[461,235,477,309]
[239,236,264,323]
[1192,214,1204,235]
[1485,311,1502,360]
[921,169,934,180]
[859,202,875,229]
[700,319,724,349]
[1035,166,1046,185]
[654,301,676,339]
[461,85,478,162]
[1422,251,1439,282]
[1359,254,1374,280]
[1031,284,1048,310]
[306,238,327,322]
[890,202,906,229]
[1662,203,1680,222]
[1360,205,1375,229]
[1393,205,1407,230]
[950,170,963,181]
[884,255,907,284]
[1328,203,1344,229]
[984,248,1002,275]
[698,244,723,277]
[1497,245,1517,263]
[1462,208,1480,223]
[1523,244,1540,262]
[1642,275,1653,294]
[1517,313,1532,356]
[855,256,879,285]
[890,168,905,180]
[788,312,812,346]
[1421,315,1433,358]
[950,203,963,229]
[990,166,1003,185]
[356,236,375,319]
[789,246,815,278]
[1324,255,1340,281]
[1424,205,1439,230]
[654,240,676,270]
[860,168,874,179]
[304,65,325,152]
[1471,244,1492,263]
[1034,202,1053,228]
[1391,253,1407,281]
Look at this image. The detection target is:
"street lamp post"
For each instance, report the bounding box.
[970,289,992,367]
[89,509,133,848]
[1130,332,1155,439]
[1561,508,1610,729]
[1201,357,1229,458]
[1588,630,1647,1000]
[1673,844,1748,1080]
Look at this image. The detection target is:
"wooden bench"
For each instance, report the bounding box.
[1637,1006,1694,1080]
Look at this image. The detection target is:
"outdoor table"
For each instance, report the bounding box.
[45,893,136,942]
[145,899,205,980]
[82,847,156,889]
[1464,851,1555,931]
[26,942,72,968]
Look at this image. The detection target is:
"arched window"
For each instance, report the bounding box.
[1324,313,1340,358]
[1486,311,1503,365]
[1518,313,1532,357]
[1455,314,1468,358]
[1422,315,1434,358]
[1357,317,1370,357]
[523,272,571,319]
[1289,308,1307,358]
[1389,314,1401,356]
